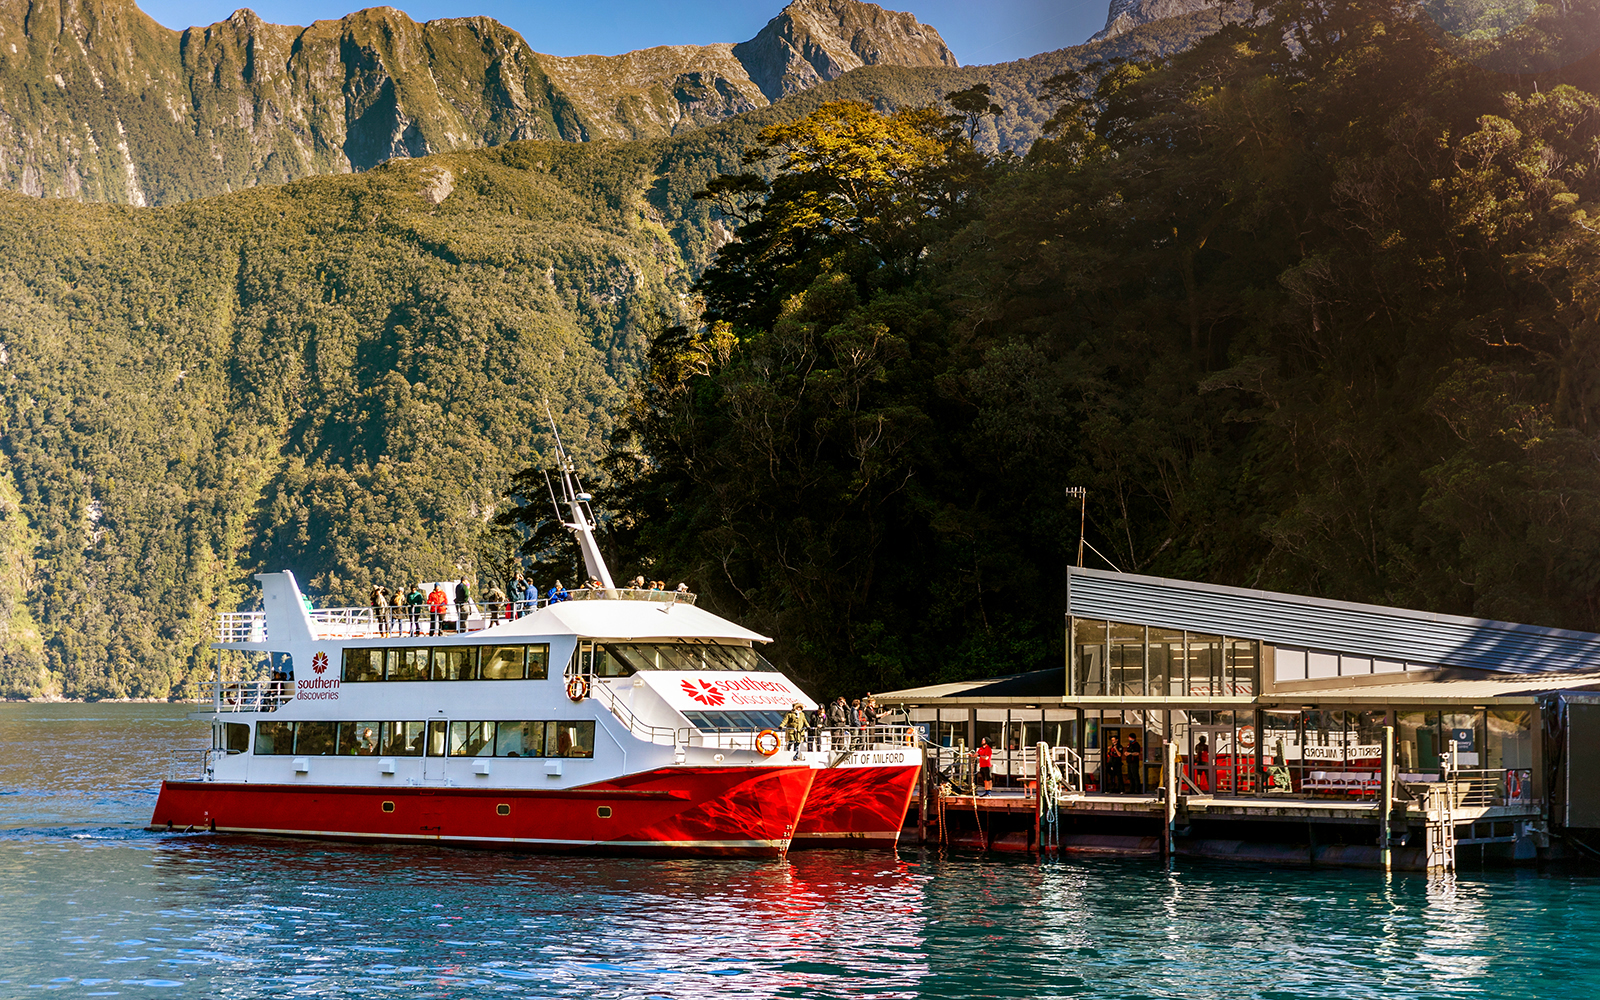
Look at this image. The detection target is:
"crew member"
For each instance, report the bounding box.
[977,738,994,796]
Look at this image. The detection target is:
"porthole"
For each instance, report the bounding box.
[381,801,395,813]
[596,806,613,819]
[496,803,511,816]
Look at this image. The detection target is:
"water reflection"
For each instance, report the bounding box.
[6,705,1600,998]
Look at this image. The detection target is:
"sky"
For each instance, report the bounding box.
[135,0,1113,65]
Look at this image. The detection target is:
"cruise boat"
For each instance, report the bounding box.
[151,448,921,856]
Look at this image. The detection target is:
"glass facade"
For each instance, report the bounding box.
[1069,619,1260,698]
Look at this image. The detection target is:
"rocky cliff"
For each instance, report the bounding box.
[0,0,956,204]
[1093,0,1234,40]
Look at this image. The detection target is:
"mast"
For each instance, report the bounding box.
[545,406,616,589]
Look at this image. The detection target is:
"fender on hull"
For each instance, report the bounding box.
[150,765,815,858]
[793,763,921,849]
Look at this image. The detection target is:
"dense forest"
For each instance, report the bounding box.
[588,0,1600,700]
[0,17,1218,700]
[3,0,1597,701]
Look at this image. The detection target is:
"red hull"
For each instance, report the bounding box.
[792,763,921,848]
[150,766,815,858]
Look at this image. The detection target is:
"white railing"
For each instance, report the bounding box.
[214,589,699,644]
[216,612,267,643]
[205,680,293,712]
[587,679,682,747]
[1022,744,1084,794]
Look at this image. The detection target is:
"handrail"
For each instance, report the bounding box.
[215,588,700,643]
[204,680,293,713]
[586,678,682,747]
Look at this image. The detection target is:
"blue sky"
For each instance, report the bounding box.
[136,1,1111,65]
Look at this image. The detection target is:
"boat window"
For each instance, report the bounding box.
[527,644,550,680]
[449,721,496,757]
[342,648,382,683]
[432,646,475,681]
[219,723,250,753]
[426,720,448,756]
[338,644,551,682]
[480,646,525,680]
[683,710,787,732]
[338,722,383,756]
[294,722,338,756]
[388,648,429,682]
[583,642,769,674]
[254,721,295,755]
[546,720,595,758]
[495,721,544,757]
[381,721,426,756]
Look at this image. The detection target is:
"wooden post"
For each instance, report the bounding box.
[1164,739,1178,863]
[1380,724,1395,873]
[918,745,931,844]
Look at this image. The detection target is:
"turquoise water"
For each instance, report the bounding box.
[2,704,1598,999]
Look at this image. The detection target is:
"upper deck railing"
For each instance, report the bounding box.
[214,588,698,644]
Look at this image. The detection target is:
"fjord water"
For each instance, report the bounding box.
[2,704,1598,999]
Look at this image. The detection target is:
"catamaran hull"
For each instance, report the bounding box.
[792,762,921,848]
[149,765,816,857]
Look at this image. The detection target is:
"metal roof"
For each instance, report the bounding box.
[491,599,770,644]
[1068,567,1600,675]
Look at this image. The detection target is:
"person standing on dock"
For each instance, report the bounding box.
[1105,735,1124,794]
[977,738,994,796]
[1124,733,1144,794]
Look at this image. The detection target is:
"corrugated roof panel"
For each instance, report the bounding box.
[1067,568,1600,675]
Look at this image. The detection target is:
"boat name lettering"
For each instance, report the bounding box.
[296,676,341,701]
[851,752,908,765]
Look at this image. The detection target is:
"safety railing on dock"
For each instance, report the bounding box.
[204,680,293,713]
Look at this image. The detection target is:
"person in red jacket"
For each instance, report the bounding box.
[426,583,448,636]
[977,738,994,797]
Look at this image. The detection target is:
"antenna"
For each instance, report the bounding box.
[1065,487,1088,568]
[544,402,616,590]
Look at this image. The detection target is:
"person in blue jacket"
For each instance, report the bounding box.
[547,579,568,604]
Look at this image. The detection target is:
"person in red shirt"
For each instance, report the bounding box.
[977,738,994,796]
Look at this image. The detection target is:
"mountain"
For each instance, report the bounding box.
[0,11,1230,700]
[0,0,956,206]
[1093,0,1232,40]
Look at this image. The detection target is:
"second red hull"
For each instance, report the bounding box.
[150,765,815,857]
[793,763,921,848]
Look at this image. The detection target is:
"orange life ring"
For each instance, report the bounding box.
[566,675,590,702]
[754,729,781,756]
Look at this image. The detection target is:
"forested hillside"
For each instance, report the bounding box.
[0,9,1225,700]
[599,0,1600,700]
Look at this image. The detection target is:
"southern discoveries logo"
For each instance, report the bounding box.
[298,650,340,701]
[679,675,796,708]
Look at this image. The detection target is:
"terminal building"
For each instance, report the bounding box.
[879,567,1600,866]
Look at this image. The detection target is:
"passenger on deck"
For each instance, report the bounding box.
[631,575,646,589]
[828,696,850,748]
[675,583,689,594]
[427,583,448,635]
[454,578,471,630]
[407,584,425,636]
[782,702,808,760]
[389,589,406,637]
[486,584,508,622]
[509,574,528,617]
[371,585,391,637]
[547,580,568,604]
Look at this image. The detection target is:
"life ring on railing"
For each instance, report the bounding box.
[566,675,590,703]
[754,729,781,757]
[904,728,917,746]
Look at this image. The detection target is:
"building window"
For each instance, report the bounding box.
[1071,618,1108,696]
